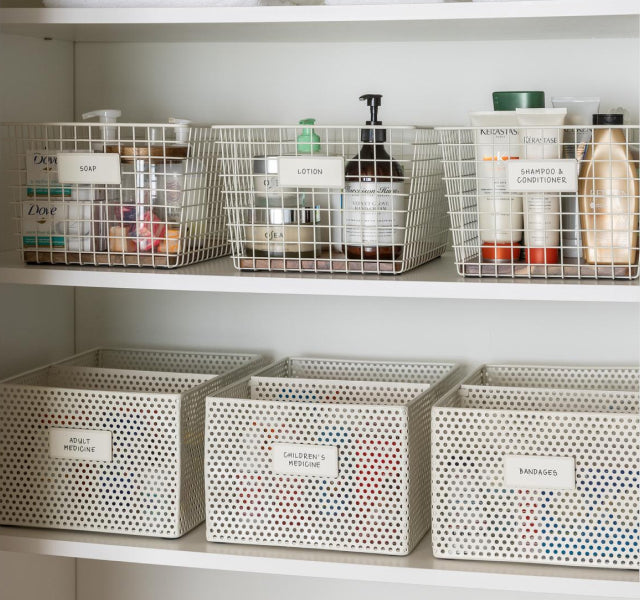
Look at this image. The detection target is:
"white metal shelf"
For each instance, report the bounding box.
[0,1,638,42]
[0,251,638,302]
[0,525,637,598]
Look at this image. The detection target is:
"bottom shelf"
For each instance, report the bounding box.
[0,525,637,598]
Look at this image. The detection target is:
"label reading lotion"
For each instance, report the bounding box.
[278,156,345,188]
[49,428,113,462]
[57,153,121,185]
[504,455,575,490]
[272,443,338,478]
[507,160,578,193]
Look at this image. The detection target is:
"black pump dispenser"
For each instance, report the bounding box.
[360,94,386,143]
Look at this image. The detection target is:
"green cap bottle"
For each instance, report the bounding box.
[492,91,545,111]
[297,118,321,154]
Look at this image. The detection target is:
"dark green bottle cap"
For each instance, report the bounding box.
[492,91,545,111]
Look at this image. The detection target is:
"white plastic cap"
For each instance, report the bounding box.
[82,109,122,143]
[168,117,192,143]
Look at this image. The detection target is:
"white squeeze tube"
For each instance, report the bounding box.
[515,108,567,265]
[469,111,522,263]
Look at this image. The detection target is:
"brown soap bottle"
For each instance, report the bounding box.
[343,94,406,261]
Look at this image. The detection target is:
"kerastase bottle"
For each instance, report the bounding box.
[343,94,407,260]
[579,114,639,265]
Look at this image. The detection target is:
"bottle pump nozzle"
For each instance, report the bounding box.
[359,94,385,143]
[168,117,192,143]
[82,109,122,146]
[297,118,321,154]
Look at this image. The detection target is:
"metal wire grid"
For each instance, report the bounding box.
[437,126,640,279]
[2,122,229,268]
[204,357,461,554]
[431,364,639,569]
[216,125,449,274]
[0,348,268,538]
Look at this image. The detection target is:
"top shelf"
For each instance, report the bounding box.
[1,0,638,43]
[0,251,638,303]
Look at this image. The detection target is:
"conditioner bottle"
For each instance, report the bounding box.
[579,114,639,265]
[343,94,407,260]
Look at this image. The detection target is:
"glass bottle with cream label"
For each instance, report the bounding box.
[343,94,407,260]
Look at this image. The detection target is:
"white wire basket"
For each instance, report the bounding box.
[0,347,268,538]
[205,357,461,555]
[437,126,640,279]
[431,364,640,569]
[216,125,449,274]
[2,122,228,268]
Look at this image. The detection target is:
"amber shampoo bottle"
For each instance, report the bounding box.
[343,94,406,260]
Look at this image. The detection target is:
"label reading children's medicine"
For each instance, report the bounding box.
[49,428,113,462]
[272,443,338,478]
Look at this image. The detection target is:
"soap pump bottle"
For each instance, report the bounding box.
[579,113,639,266]
[343,94,406,260]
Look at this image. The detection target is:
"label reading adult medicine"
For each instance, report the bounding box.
[504,455,575,490]
[272,443,338,478]
[49,428,113,462]
[343,181,407,246]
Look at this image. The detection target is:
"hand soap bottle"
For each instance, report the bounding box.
[579,114,639,265]
[343,94,406,260]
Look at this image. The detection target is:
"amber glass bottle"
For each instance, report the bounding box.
[344,94,406,260]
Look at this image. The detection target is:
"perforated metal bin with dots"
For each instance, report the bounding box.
[205,357,461,555]
[0,347,268,538]
[431,364,639,569]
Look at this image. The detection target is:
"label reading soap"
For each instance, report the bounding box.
[278,156,345,188]
[507,160,578,192]
[272,443,338,478]
[49,428,113,462]
[504,455,575,490]
[57,152,121,185]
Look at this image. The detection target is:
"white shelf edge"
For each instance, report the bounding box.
[1,1,639,25]
[0,252,638,303]
[0,526,637,597]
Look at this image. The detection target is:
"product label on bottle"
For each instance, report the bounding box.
[343,181,407,246]
[278,156,345,188]
[272,443,338,478]
[49,428,113,462]
[504,455,575,490]
[22,198,66,248]
[57,152,121,185]
[507,160,578,192]
[475,128,520,197]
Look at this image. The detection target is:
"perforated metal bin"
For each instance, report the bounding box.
[205,357,461,555]
[431,364,639,569]
[0,348,268,538]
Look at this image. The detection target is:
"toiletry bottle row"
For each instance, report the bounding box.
[470,92,639,266]
[244,94,408,262]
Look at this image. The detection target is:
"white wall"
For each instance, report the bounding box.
[0,32,76,600]
[74,38,639,126]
